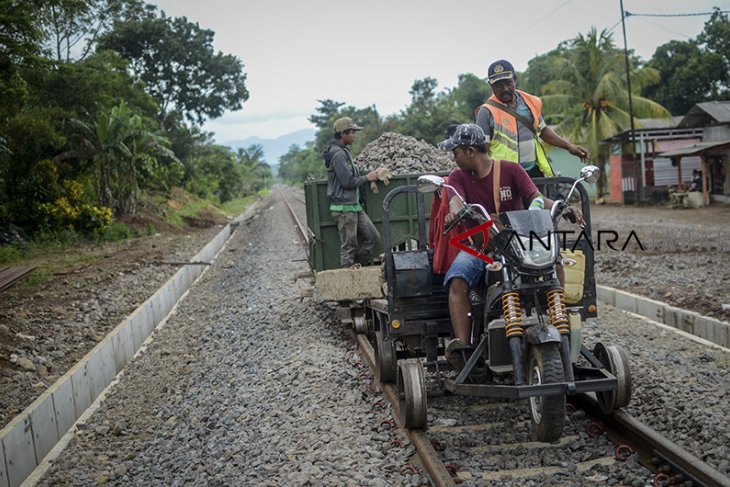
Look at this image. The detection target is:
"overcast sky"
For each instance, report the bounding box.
[149,0,729,142]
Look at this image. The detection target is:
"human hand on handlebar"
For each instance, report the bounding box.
[565,205,585,227]
[443,206,476,236]
[444,209,459,225]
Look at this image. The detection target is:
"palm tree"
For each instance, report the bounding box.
[539,28,672,195]
[237,144,270,194]
[65,100,175,215]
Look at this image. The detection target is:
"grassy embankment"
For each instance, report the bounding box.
[0,189,263,290]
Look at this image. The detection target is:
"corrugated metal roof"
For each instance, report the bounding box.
[636,116,683,129]
[657,140,730,157]
[678,101,730,127]
[600,116,698,143]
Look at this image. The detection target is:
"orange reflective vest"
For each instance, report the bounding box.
[477,90,553,176]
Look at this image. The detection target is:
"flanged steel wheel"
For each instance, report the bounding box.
[397,359,427,429]
[375,331,397,383]
[528,344,566,442]
[594,343,632,414]
[353,315,367,334]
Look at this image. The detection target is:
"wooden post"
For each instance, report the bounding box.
[675,156,682,187]
[701,153,710,206]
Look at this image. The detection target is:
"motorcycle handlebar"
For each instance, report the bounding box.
[442,205,492,237]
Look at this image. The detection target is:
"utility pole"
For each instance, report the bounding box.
[619,0,640,204]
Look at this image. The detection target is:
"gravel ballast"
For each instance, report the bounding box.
[0,229,222,429]
[38,191,423,486]
[11,189,730,486]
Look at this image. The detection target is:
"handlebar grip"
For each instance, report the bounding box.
[565,208,576,224]
[442,207,471,237]
[442,217,460,237]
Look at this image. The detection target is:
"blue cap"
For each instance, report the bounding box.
[488,59,515,85]
[438,124,487,151]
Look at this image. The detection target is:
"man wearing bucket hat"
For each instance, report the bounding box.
[476,59,589,178]
[324,117,386,268]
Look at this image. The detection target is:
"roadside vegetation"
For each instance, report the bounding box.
[0,0,271,256]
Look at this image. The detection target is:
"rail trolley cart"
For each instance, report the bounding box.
[360,166,631,442]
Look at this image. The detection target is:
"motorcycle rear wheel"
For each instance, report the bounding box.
[527,344,566,442]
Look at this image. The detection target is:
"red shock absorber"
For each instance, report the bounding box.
[546,288,570,335]
[501,292,523,338]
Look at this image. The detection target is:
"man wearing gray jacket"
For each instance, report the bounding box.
[324,117,384,268]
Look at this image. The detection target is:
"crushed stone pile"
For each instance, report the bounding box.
[354,132,456,175]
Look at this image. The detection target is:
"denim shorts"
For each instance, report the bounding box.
[444,250,487,289]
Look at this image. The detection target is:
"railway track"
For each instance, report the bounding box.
[283,187,309,244]
[283,190,730,487]
[354,333,729,487]
[4,187,723,487]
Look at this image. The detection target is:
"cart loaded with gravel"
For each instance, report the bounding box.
[304,135,632,442]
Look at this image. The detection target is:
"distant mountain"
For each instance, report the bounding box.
[222,128,316,170]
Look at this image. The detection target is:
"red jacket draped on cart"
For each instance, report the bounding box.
[428,176,467,274]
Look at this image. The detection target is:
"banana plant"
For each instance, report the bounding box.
[64,100,176,215]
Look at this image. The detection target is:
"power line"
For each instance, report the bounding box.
[625,10,730,18]
[609,8,729,39]
[519,0,572,33]
[607,17,623,34]
[632,16,692,39]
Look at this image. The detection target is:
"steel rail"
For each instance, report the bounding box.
[355,334,456,487]
[573,395,730,487]
[282,189,308,245]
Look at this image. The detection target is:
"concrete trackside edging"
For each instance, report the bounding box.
[0,208,256,487]
[597,284,730,349]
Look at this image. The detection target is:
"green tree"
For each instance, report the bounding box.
[34,50,158,118]
[98,14,249,125]
[0,0,43,62]
[644,9,730,114]
[447,73,491,121]
[397,77,461,144]
[237,144,272,195]
[1,107,68,228]
[66,100,176,215]
[520,46,568,97]
[697,8,730,85]
[539,28,671,195]
[0,0,43,121]
[38,0,151,62]
[644,41,725,114]
[308,99,391,157]
[183,144,233,199]
[278,142,323,185]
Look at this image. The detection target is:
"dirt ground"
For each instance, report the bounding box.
[590,202,730,320]
[0,211,229,428]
